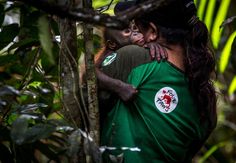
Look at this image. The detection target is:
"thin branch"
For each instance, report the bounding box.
[13,0,171,28]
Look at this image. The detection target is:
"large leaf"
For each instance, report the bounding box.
[219,31,236,73]
[38,15,54,64]
[204,0,216,30]
[23,123,56,143]
[0,86,19,109]
[0,85,20,96]
[40,44,59,76]
[11,117,56,145]
[228,76,236,95]
[197,0,207,20]
[11,118,28,145]
[211,0,231,49]
[0,23,20,50]
[93,0,119,14]
[19,103,48,113]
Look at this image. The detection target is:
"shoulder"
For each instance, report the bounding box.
[116,45,149,57]
[115,45,151,68]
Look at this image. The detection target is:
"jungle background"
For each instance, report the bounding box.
[0,0,236,162]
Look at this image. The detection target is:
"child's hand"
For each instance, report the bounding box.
[144,42,168,61]
[116,81,138,102]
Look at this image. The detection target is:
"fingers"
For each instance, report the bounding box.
[160,46,168,60]
[132,85,138,93]
[155,45,161,62]
[149,44,155,60]
[145,43,167,61]
[118,84,138,101]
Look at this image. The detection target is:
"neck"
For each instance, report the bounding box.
[162,43,185,71]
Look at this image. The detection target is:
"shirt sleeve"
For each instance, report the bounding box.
[101,45,151,82]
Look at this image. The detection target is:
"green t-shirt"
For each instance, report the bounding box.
[100,45,208,162]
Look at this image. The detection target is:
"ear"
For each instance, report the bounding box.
[149,22,158,41]
[107,40,117,50]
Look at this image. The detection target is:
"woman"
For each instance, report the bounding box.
[100,0,217,162]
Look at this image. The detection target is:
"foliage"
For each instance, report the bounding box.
[0,0,236,162]
[194,0,236,162]
[0,1,101,162]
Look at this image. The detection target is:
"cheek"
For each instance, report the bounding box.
[130,33,145,46]
[141,28,153,43]
[141,32,150,42]
[144,34,151,42]
[130,33,142,41]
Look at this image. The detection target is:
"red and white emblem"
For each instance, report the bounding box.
[154,87,178,113]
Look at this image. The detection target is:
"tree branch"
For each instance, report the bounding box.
[13,0,171,28]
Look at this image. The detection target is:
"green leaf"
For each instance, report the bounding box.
[19,103,48,112]
[197,0,207,20]
[219,31,236,73]
[11,117,28,145]
[0,23,20,50]
[40,44,59,76]
[228,76,236,95]
[11,117,56,145]
[0,85,20,96]
[204,0,216,30]
[38,15,54,64]
[211,0,231,49]
[23,123,56,143]
[199,141,226,163]
[92,0,119,14]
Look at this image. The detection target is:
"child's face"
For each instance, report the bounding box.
[129,22,145,46]
[119,22,145,47]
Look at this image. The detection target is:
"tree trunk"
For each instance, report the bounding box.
[59,18,87,163]
[83,0,100,146]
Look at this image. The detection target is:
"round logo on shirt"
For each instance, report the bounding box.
[102,53,117,67]
[154,87,178,113]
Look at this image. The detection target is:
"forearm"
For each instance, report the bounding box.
[96,68,137,101]
[96,68,122,93]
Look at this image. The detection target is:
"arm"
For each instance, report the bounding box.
[96,68,138,102]
[144,42,168,61]
[97,45,151,101]
[95,48,138,101]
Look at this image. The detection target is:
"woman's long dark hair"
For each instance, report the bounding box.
[185,21,217,130]
[165,21,217,132]
[136,18,217,133]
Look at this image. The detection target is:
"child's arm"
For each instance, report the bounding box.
[96,68,138,101]
[144,42,168,61]
[95,49,138,102]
